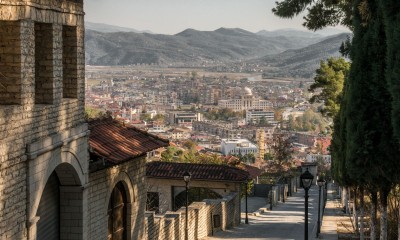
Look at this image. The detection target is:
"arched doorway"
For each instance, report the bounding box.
[35,162,84,240]
[37,171,60,239]
[107,182,128,240]
[174,187,222,211]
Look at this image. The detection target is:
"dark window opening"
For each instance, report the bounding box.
[108,182,127,240]
[0,21,21,105]
[146,192,160,213]
[62,25,78,99]
[35,22,53,104]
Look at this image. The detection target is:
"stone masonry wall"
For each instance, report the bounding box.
[87,156,147,240]
[0,1,85,239]
[145,193,240,240]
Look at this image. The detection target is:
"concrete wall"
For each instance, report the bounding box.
[145,193,240,240]
[87,156,147,240]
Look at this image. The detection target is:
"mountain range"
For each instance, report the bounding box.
[85,22,350,78]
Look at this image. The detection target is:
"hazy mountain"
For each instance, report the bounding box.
[257,29,322,38]
[85,27,328,66]
[85,21,152,34]
[257,33,351,78]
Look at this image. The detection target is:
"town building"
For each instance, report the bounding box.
[245,109,275,124]
[168,111,203,127]
[306,153,332,164]
[218,87,272,111]
[221,138,258,156]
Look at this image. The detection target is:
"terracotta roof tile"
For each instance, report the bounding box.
[89,118,169,164]
[146,161,249,182]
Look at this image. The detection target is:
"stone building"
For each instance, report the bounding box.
[0,0,86,239]
[0,1,171,239]
[88,119,169,239]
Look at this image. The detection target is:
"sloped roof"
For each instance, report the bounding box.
[89,118,169,164]
[146,161,250,182]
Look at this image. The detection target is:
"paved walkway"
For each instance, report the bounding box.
[318,184,340,240]
[207,187,321,240]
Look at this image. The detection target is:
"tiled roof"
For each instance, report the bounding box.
[146,161,250,182]
[89,118,169,164]
[241,164,263,179]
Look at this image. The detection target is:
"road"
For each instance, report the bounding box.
[207,187,321,240]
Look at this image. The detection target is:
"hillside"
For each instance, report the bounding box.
[85,28,325,66]
[257,33,351,78]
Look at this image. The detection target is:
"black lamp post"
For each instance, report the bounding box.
[183,171,191,240]
[269,177,274,211]
[245,180,249,224]
[300,168,314,240]
[316,178,326,238]
[288,174,293,196]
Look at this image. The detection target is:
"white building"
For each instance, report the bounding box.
[246,109,275,124]
[221,138,258,156]
[306,153,331,164]
[218,87,273,111]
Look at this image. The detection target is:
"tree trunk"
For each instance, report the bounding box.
[354,187,359,233]
[380,191,388,240]
[360,188,364,240]
[398,205,400,240]
[371,191,378,240]
[343,187,349,214]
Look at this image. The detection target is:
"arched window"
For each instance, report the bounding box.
[108,182,127,240]
[173,187,222,211]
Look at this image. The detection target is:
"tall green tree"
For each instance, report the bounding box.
[381,1,400,151]
[309,57,350,118]
[343,1,400,237]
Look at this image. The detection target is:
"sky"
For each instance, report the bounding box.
[84,0,331,35]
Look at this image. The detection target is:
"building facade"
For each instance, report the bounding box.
[221,138,258,156]
[0,1,86,239]
[245,109,275,124]
[218,87,272,111]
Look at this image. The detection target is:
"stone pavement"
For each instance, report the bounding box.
[206,183,342,240]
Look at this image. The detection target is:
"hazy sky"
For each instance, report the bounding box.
[84,0,316,34]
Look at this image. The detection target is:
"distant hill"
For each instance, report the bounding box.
[256,29,322,38]
[256,33,351,78]
[85,27,327,66]
[85,21,152,34]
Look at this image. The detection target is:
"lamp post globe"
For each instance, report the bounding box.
[300,168,314,240]
[183,171,191,240]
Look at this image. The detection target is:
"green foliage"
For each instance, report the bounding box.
[272,0,353,31]
[204,108,245,121]
[288,109,329,132]
[140,113,152,121]
[309,57,350,118]
[240,180,254,199]
[382,0,400,148]
[85,107,106,120]
[152,114,165,122]
[264,152,274,161]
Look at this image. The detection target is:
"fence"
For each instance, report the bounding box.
[145,192,240,240]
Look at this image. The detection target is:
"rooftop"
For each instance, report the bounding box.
[89,118,169,166]
[146,161,250,182]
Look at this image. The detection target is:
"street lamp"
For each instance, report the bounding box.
[316,178,326,238]
[245,180,249,224]
[183,171,191,240]
[300,168,314,240]
[269,177,274,211]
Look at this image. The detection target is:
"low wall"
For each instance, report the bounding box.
[145,192,239,240]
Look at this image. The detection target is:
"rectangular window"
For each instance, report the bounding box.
[62,25,78,99]
[35,23,53,104]
[146,192,160,213]
[0,21,21,105]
